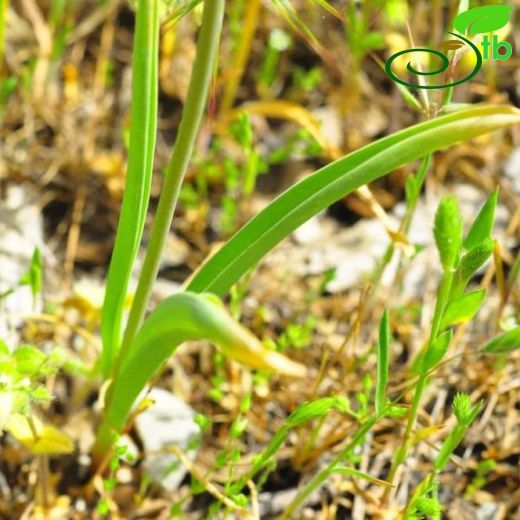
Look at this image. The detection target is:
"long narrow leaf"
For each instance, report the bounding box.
[100,0,160,376]
[105,292,306,432]
[186,105,520,295]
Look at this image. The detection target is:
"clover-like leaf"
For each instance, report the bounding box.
[453,6,512,36]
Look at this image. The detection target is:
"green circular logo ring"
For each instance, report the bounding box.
[385,31,483,90]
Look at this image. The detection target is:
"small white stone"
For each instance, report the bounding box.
[135,388,200,491]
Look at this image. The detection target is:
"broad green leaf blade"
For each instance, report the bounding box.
[434,196,463,271]
[441,289,486,329]
[375,310,390,415]
[186,105,520,296]
[453,5,512,35]
[483,327,520,354]
[101,0,160,377]
[463,188,499,251]
[105,292,306,432]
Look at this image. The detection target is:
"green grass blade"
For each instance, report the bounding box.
[100,0,160,377]
[375,310,390,415]
[245,396,351,482]
[186,105,520,296]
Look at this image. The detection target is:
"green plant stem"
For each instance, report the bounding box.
[280,413,379,520]
[370,155,431,296]
[113,0,225,377]
[383,269,454,501]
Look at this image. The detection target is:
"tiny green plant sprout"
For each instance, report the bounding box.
[90,0,520,482]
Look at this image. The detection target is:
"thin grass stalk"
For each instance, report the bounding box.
[370,155,431,297]
[382,268,455,501]
[112,0,226,377]
[281,413,381,519]
[0,0,8,76]
[220,0,261,113]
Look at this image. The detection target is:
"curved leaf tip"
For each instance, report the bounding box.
[105,292,306,432]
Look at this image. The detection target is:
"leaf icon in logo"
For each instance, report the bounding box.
[453,5,512,35]
[439,40,466,51]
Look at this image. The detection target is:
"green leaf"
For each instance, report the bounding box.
[375,310,390,415]
[441,289,486,329]
[247,396,352,480]
[452,238,494,296]
[464,189,498,251]
[101,0,160,377]
[13,345,47,376]
[20,247,42,298]
[104,292,306,432]
[434,196,463,271]
[419,330,452,374]
[30,386,53,403]
[483,327,520,354]
[453,5,512,35]
[186,106,520,296]
[286,396,351,428]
